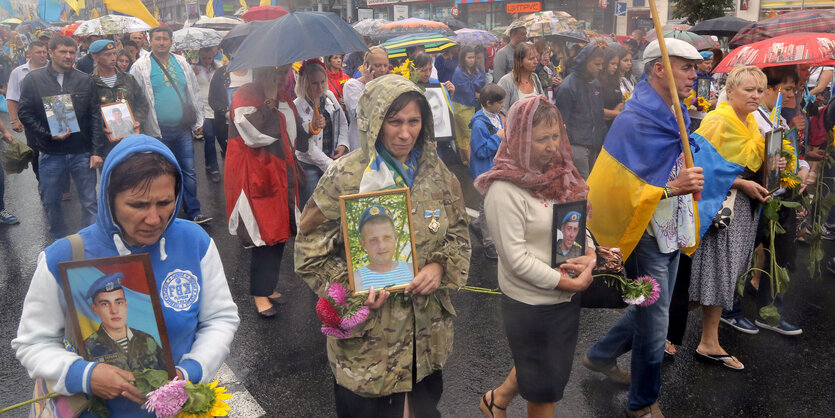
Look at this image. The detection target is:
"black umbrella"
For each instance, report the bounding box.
[438,18,466,30]
[691,16,752,37]
[228,12,368,71]
[17,18,51,34]
[219,20,266,52]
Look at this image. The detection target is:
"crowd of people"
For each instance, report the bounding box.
[2,19,834,418]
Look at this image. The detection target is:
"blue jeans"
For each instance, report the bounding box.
[0,150,5,211]
[38,152,97,239]
[299,161,323,210]
[159,126,201,218]
[202,118,219,173]
[587,233,680,411]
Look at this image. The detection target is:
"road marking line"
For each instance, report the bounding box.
[214,362,266,417]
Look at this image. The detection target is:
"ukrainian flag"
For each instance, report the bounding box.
[587,80,698,259]
[690,101,764,238]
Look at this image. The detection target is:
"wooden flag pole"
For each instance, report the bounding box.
[647,0,701,201]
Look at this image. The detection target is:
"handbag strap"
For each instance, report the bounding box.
[66,233,84,260]
[151,54,190,113]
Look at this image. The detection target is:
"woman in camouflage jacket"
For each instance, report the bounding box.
[294,75,471,417]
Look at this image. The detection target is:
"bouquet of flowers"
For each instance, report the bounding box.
[685,90,712,113]
[143,375,232,418]
[591,273,661,307]
[779,139,802,189]
[316,283,370,339]
[390,59,421,86]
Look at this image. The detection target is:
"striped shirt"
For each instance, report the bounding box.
[100,74,118,88]
[355,261,414,291]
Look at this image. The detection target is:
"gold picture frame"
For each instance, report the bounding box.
[101,101,138,142]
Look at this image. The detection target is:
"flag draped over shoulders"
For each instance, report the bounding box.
[587,79,695,259]
[690,101,764,238]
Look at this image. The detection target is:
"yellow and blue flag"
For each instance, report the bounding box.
[587,80,698,259]
[206,0,224,17]
[690,102,764,238]
[104,0,160,27]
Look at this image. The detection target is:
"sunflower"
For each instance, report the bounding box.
[781,139,796,172]
[780,173,800,189]
[177,381,232,418]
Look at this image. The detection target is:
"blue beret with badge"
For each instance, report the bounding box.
[89,39,115,54]
[358,204,394,233]
[561,211,582,226]
[87,272,125,301]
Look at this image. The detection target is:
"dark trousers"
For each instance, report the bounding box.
[667,255,692,346]
[334,370,443,418]
[250,242,285,297]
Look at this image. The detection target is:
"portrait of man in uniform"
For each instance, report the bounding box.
[84,272,166,372]
[552,201,587,267]
[351,205,415,292]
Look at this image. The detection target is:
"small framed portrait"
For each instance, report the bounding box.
[42,93,80,137]
[696,78,711,100]
[423,83,456,142]
[763,129,783,193]
[552,200,588,267]
[340,188,419,296]
[101,102,138,142]
[58,254,176,379]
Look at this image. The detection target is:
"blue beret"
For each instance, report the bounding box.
[561,211,582,225]
[700,50,714,60]
[358,205,394,233]
[87,272,125,301]
[89,40,115,54]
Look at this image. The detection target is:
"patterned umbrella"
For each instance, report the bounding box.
[691,16,751,37]
[172,28,223,52]
[75,15,151,36]
[646,29,713,51]
[351,18,390,37]
[374,18,454,40]
[731,10,835,46]
[60,21,83,37]
[507,11,583,39]
[453,29,498,47]
[381,33,457,58]
[241,5,289,22]
[713,33,835,73]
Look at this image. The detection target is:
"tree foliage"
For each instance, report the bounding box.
[671,0,733,25]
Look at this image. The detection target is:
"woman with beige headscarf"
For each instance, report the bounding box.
[475,95,596,418]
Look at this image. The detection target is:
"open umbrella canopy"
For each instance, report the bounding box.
[352,18,390,37]
[172,27,223,52]
[584,29,614,45]
[374,18,454,40]
[646,29,713,50]
[453,28,498,47]
[691,16,752,37]
[229,12,368,71]
[75,15,151,36]
[714,33,835,73]
[437,17,466,30]
[1,18,21,25]
[381,33,457,58]
[241,5,289,22]
[16,19,51,34]
[731,9,835,46]
[60,21,83,36]
[508,11,584,40]
[220,20,267,52]
[194,16,244,31]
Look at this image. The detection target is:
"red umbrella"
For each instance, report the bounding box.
[713,33,835,73]
[241,5,289,22]
[731,9,835,46]
[60,21,83,37]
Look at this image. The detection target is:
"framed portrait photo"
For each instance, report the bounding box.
[58,254,176,379]
[101,102,138,142]
[423,83,456,142]
[552,200,588,267]
[340,188,419,296]
[763,128,783,193]
[696,78,711,100]
[42,93,81,137]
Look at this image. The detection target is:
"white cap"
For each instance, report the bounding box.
[642,38,703,65]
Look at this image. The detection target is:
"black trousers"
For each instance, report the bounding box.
[334,370,443,418]
[249,242,284,296]
[667,255,692,346]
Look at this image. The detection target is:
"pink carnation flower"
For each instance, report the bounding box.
[339,306,369,330]
[321,326,351,339]
[143,378,188,418]
[637,275,661,307]
[328,283,348,306]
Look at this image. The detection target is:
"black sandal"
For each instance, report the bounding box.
[479,390,506,417]
[695,349,744,371]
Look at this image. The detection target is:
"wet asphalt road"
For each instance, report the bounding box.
[1,120,835,417]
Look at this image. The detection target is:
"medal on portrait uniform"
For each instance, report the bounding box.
[425,209,440,233]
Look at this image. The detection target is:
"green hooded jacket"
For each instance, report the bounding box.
[294,75,471,397]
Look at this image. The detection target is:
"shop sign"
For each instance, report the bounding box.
[506,2,541,14]
[469,3,489,11]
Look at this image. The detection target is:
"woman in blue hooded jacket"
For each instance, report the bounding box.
[13,135,240,416]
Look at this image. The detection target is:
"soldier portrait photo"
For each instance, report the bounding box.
[58,254,176,377]
[42,93,80,136]
[340,189,418,294]
[552,201,587,266]
[102,103,137,141]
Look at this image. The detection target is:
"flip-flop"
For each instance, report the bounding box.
[664,340,676,356]
[695,349,744,371]
[479,390,506,418]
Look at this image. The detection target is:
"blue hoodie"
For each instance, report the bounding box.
[469,109,503,179]
[13,135,239,416]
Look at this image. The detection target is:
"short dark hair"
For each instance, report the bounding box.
[107,152,181,218]
[413,52,432,69]
[27,40,47,53]
[762,66,798,88]
[121,39,138,49]
[149,26,173,40]
[479,83,506,107]
[48,34,77,51]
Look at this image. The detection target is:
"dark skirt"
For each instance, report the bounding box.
[502,294,581,403]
